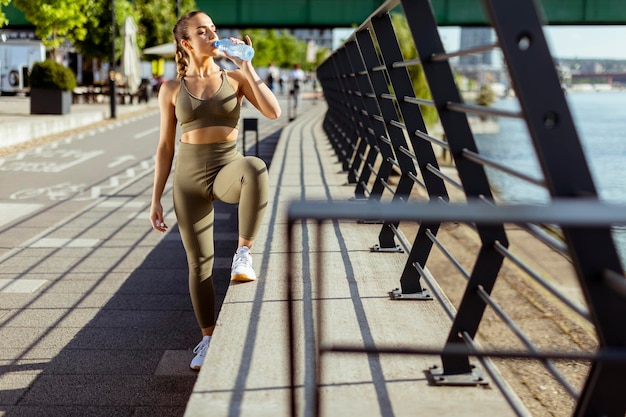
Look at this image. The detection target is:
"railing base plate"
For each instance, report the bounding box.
[370,243,403,252]
[388,287,432,300]
[427,364,489,386]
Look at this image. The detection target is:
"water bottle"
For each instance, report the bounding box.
[214,39,255,61]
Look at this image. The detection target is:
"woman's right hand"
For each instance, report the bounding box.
[150,202,168,233]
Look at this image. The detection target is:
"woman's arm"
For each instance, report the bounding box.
[150,80,178,232]
[237,61,281,119]
[227,36,281,120]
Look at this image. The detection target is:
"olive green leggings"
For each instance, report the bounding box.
[173,141,269,328]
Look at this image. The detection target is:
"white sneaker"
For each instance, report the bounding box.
[230,246,257,282]
[190,335,210,370]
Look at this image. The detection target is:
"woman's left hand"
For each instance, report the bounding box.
[222,35,253,66]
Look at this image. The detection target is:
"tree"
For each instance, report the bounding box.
[390,13,439,128]
[134,0,175,49]
[134,0,197,49]
[72,0,141,62]
[0,0,10,27]
[13,0,91,55]
[241,28,307,69]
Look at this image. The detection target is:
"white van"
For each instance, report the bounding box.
[0,39,46,95]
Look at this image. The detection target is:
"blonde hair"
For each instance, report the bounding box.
[173,11,203,79]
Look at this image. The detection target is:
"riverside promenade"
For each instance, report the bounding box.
[183,101,522,417]
[0,91,524,417]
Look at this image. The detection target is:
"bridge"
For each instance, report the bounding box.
[570,72,626,83]
[1,0,624,416]
[196,0,626,26]
[3,0,626,28]
[185,0,626,417]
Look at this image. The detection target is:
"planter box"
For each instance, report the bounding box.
[30,88,72,115]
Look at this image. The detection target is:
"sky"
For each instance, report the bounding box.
[334,26,626,60]
[543,26,626,59]
[441,26,626,60]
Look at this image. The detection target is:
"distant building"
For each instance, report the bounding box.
[293,28,334,51]
[459,27,497,67]
[456,27,506,87]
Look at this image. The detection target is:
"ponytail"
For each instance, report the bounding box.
[173,10,202,79]
[175,41,189,79]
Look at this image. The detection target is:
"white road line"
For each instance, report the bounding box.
[0,203,43,228]
[108,155,136,168]
[30,238,99,248]
[0,279,47,293]
[134,126,159,139]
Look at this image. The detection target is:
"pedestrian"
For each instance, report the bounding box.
[290,63,305,109]
[266,61,279,92]
[149,10,281,371]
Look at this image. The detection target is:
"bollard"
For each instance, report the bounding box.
[242,118,259,157]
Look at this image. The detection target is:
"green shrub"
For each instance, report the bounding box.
[29,59,77,91]
[476,83,497,107]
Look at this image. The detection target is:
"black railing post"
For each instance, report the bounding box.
[369,11,450,294]
[340,42,372,187]
[316,64,344,160]
[341,39,378,199]
[338,39,391,202]
[312,0,626,414]
[242,118,258,157]
[400,0,509,377]
[483,0,626,415]
[323,50,357,172]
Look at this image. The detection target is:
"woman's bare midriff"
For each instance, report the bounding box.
[180,125,239,144]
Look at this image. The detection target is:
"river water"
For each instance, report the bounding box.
[473,91,626,263]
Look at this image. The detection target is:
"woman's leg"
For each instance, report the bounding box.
[213,155,269,243]
[173,150,218,335]
[213,156,269,281]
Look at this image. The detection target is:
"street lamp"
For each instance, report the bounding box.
[110,0,117,119]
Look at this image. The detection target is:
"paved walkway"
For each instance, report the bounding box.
[0,90,522,417]
[184,104,521,416]
[0,91,323,417]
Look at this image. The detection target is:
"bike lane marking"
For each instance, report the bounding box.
[0,149,105,173]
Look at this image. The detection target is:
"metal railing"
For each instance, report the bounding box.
[287,0,626,416]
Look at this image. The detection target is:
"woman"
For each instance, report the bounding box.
[149,10,281,370]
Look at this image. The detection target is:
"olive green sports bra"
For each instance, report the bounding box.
[175,69,241,133]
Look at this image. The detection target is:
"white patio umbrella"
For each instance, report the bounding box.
[121,16,142,95]
[143,43,176,57]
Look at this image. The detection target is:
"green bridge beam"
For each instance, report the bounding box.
[3,0,626,28]
[197,0,626,26]
[429,0,626,26]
